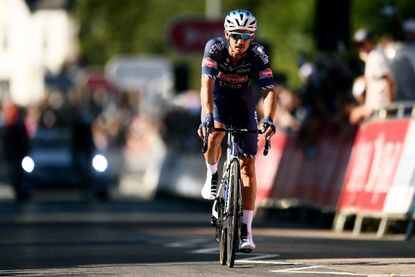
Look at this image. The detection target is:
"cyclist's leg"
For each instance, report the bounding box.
[240,157,257,210]
[201,105,226,200]
[204,121,225,165]
[239,157,257,251]
[236,104,258,211]
[236,101,258,251]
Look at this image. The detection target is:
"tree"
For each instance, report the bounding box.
[71,0,415,90]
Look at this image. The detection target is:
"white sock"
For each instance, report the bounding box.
[206,161,218,175]
[243,210,254,235]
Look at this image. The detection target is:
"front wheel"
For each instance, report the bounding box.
[219,228,227,265]
[226,159,241,268]
[217,187,227,265]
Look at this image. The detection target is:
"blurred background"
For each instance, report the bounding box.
[0,0,414,232]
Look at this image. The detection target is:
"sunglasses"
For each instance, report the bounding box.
[229,32,253,41]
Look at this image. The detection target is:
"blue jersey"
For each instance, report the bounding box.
[202,37,274,95]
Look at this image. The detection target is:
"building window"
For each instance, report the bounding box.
[0,80,10,102]
[0,26,7,52]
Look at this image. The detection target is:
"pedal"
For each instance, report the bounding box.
[210,215,217,226]
[239,248,252,253]
[215,227,221,242]
[211,199,219,220]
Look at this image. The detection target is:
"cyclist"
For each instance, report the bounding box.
[197,9,277,252]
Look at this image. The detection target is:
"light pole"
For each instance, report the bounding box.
[205,0,221,19]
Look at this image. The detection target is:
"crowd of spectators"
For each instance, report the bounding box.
[2,19,415,181]
[268,19,415,158]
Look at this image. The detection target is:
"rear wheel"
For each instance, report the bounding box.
[226,159,240,268]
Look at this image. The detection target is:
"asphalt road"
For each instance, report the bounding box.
[0,191,414,277]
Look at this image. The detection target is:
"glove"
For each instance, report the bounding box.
[262,116,276,134]
[199,112,214,132]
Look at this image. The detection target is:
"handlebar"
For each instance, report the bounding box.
[201,127,271,156]
[202,129,210,153]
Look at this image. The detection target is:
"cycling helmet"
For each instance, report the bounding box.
[224,9,257,33]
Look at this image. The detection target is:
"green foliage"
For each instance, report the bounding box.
[352,0,415,40]
[71,0,415,90]
[255,0,315,87]
[71,0,317,89]
[72,0,205,64]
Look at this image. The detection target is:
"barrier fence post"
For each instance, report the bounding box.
[405,200,415,240]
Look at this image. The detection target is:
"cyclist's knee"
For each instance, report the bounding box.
[240,158,255,176]
[209,132,225,146]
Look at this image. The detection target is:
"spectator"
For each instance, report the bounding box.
[387,18,415,102]
[2,102,30,201]
[295,54,354,154]
[352,76,366,105]
[350,28,395,124]
[403,18,415,46]
[274,82,301,133]
[256,73,301,133]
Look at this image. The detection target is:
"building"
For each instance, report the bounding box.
[0,0,77,106]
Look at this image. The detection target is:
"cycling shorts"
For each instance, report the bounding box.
[202,94,258,157]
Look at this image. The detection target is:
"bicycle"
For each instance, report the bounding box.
[202,126,270,268]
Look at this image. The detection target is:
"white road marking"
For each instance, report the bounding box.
[272,270,367,276]
[183,241,413,277]
[165,238,207,248]
[271,265,369,276]
[273,265,322,272]
[237,254,286,265]
[191,247,218,254]
[238,254,280,261]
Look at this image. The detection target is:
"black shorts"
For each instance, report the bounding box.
[202,95,258,157]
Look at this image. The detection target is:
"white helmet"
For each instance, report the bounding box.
[224,9,257,33]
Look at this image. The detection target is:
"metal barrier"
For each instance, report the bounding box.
[334,113,415,239]
[373,101,415,119]
[255,101,415,239]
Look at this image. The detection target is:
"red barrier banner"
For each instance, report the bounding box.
[312,137,354,208]
[383,119,415,214]
[273,136,303,200]
[256,132,353,210]
[255,134,287,204]
[337,119,410,212]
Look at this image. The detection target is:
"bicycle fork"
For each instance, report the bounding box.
[211,174,228,241]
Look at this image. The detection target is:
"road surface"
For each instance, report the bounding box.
[0,191,414,276]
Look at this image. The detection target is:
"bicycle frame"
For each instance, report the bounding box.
[212,126,260,267]
[204,126,270,267]
[212,127,246,225]
[211,127,241,227]
[222,127,244,218]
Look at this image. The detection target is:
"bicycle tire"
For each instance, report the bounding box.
[218,163,227,265]
[218,190,227,265]
[219,227,227,265]
[226,159,241,268]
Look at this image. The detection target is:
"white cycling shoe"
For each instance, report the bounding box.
[201,172,218,200]
[239,223,256,253]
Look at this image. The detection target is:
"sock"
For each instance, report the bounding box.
[243,210,254,235]
[206,161,218,175]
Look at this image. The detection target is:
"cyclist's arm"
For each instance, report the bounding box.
[384,73,395,103]
[200,76,215,115]
[261,87,278,139]
[262,87,277,122]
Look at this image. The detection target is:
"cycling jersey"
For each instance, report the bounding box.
[202,37,274,91]
[201,37,274,156]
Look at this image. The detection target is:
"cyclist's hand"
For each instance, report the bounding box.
[197,112,214,140]
[261,116,276,140]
